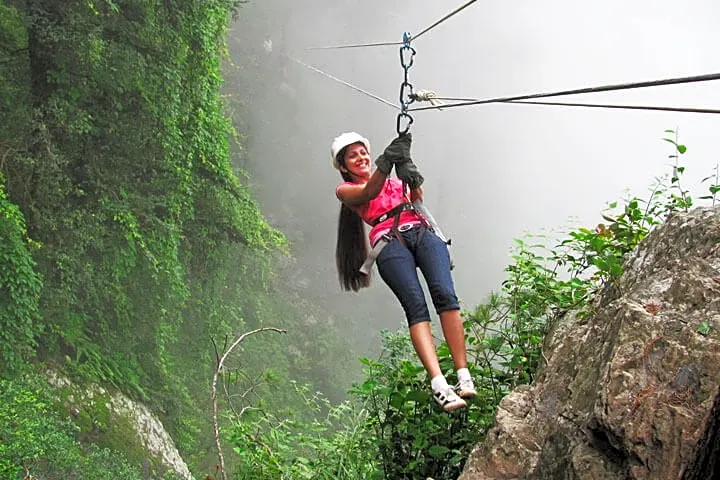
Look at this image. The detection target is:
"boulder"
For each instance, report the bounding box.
[459,207,720,480]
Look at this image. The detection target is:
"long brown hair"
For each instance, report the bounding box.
[335,147,370,291]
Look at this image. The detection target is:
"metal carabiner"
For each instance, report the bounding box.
[399,81,414,107]
[399,45,416,69]
[396,112,414,135]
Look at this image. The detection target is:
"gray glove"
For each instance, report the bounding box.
[396,160,424,189]
[374,153,392,175]
[383,133,412,165]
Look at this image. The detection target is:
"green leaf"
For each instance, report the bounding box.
[677,144,687,154]
[697,322,711,336]
[428,445,450,457]
[359,356,373,366]
[405,390,429,403]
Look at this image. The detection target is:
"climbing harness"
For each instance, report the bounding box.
[359,198,423,276]
[371,201,415,225]
[412,200,450,245]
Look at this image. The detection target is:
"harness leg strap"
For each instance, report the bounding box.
[412,200,455,270]
[359,238,389,275]
[412,200,449,243]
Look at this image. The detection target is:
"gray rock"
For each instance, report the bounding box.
[47,371,194,480]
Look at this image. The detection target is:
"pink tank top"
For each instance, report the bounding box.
[336,178,422,246]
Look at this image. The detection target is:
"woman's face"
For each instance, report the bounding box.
[341,142,371,180]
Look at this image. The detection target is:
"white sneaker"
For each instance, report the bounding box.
[433,386,467,412]
[456,377,477,399]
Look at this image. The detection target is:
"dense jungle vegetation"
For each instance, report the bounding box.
[1,1,717,479]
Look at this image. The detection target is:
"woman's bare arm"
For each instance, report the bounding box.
[410,186,423,202]
[336,169,388,205]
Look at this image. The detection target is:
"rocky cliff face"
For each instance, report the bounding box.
[459,207,720,480]
[47,372,194,480]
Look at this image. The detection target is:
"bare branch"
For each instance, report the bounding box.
[211,327,287,480]
[223,369,265,421]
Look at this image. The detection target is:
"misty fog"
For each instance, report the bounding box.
[228,0,720,355]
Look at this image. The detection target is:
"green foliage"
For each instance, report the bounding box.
[0,2,30,143]
[0,374,140,480]
[699,161,720,206]
[696,321,711,336]
[349,331,491,480]
[0,175,43,370]
[0,1,316,475]
[228,382,378,479]
[663,129,692,212]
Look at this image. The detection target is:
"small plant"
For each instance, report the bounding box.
[699,161,720,206]
[696,322,711,336]
[663,128,692,212]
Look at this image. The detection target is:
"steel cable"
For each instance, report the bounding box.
[507,100,720,115]
[290,57,400,110]
[305,0,479,50]
[411,0,479,41]
[409,72,720,111]
[292,56,720,116]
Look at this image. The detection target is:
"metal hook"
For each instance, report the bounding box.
[396,112,414,135]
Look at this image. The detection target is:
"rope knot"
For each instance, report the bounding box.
[411,90,444,109]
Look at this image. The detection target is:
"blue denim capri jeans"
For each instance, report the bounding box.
[376,226,460,327]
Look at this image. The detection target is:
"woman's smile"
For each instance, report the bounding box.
[343,142,372,178]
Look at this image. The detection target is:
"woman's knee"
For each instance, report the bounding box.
[430,284,460,313]
[407,316,431,328]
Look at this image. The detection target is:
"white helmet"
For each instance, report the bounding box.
[330,132,371,170]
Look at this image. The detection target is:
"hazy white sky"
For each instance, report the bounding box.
[232,0,720,342]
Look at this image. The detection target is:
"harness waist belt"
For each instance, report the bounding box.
[370,202,414,226]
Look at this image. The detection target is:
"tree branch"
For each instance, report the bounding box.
[211,327,287,480]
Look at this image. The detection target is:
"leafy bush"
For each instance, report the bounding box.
[227,381,378,479]
[0,374,141,480]
[350,331,492,480]
[0,176,43,371]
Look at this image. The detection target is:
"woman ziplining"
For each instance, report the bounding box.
[325,23,479,413]
[331,131,475,412]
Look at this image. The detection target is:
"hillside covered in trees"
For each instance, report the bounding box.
[1,1,357,477]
